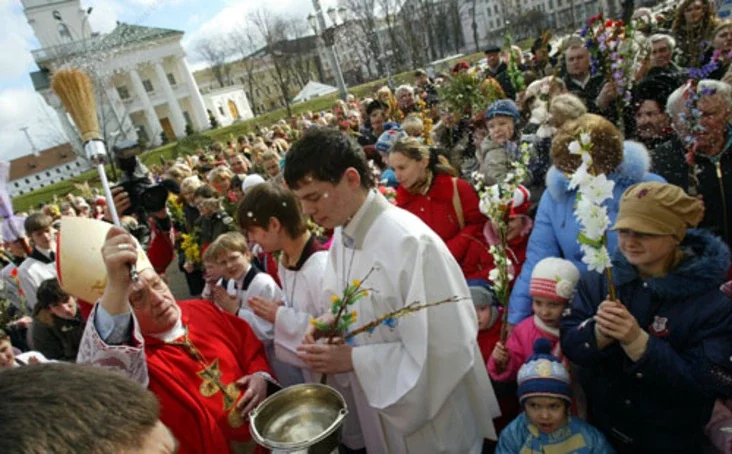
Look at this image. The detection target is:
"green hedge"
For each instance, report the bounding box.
[11,52,489,212]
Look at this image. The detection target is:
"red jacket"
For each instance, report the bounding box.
[396,173,493,280]
[147,217,176,274]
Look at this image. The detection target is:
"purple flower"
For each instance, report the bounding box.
[624,91,633,102]
[599,42,607,52]
[590,57,600,76]
[700,87,718,97]
[580,24,590,37]
[692,108,701,118]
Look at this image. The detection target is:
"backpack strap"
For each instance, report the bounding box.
[451,177,465,230]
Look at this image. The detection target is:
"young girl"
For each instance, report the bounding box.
[489,257,579,382]
[497,339,612,453]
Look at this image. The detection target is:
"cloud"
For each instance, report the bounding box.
[0,88,67,161]
[0,0,38,81]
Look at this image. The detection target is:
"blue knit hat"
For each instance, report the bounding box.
[485,99,520,124]
[517,339,572,405]
[375,129,408,154]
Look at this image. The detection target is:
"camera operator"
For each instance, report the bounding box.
[105,141,176,276]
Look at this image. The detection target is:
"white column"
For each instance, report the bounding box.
[154,61,186,138]
[177,57,209,131]
[103,82,138,143]
[129,67,162,146]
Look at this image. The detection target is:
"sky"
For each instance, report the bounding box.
[0,0,340,162]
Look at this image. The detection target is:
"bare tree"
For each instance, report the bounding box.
[229,23,264,116]
[250,9,297,117]
[342,0,385,77]
[286,19,319,88]
[195,37,231,89]
[377,0,407,72]
[469,0,481,54]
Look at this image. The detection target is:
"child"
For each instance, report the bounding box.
[32,278,85,362]
[205,232,301,387]
[17,213,57,311]
[402,114,424,139]
[496,339,612,453]
[199,250,223,301]
[483,185,533,286]
[478,99,522,186]
[468,279,502,364]
[488,257,579,382]
[0,330,49,368]
[193,184,234,253]
[237,183,327,384]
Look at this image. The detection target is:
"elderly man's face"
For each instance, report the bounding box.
[635,100,670,139]
[129,270,180,335]
[398,90,415,109]
[485,52,501,68]
[696,94,731,152]
[713,26,732,52]
[651,41,673,68]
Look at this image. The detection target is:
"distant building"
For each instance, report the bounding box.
[203,85,254,127]
[23,0,210,151]
[8,143,90,197]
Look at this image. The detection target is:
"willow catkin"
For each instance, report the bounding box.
[50,68,101,143]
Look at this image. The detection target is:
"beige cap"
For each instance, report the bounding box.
[57,216,152,303]
[611,182,704,240]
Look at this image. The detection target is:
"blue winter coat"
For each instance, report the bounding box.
[507,141,665,324]
[497,413,614,453]
[561,230,732,452]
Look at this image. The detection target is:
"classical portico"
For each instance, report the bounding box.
[26,4,209,150]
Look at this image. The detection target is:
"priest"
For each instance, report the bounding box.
[67,217,275,454]
[287,128,501,453]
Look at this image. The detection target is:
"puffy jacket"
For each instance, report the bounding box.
[395,173,492,280]
[561,230,732,452]
[497,413,613,453]
[508,141,665,324]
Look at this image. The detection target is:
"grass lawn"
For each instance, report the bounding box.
[11,51,493,212]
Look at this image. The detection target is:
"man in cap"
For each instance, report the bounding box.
[484,46,516,100]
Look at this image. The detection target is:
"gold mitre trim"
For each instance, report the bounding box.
[57,216,153,303]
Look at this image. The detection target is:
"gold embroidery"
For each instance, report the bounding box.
[169,327,244,428]
[91,277,107,297]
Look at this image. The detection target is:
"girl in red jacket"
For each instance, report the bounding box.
[391,137,493,280]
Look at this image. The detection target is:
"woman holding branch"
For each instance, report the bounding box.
[561,182,732,453]
[507,114,664,327]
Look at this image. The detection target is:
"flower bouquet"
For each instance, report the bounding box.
[567,130,617,300]
[581,13,636,133]
[180,229,201,268]
[504,23,525,93]
[378,186,397,205]
[477,143,531,341]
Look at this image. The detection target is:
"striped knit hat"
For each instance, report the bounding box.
[529,257,580,303]
[517,338,572,404]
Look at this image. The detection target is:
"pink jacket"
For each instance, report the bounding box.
[487,314,563,382]
[706,399,732,454]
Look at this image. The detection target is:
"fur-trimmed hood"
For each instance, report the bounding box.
[545,140,653,201]
[614,229,731,300]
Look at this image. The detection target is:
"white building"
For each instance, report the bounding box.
[459,0,614,50]
[203,85,255,128]
[24,0,210,152]
[8,143,91,197]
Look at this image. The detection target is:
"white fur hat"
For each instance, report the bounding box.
[529,257,580,303]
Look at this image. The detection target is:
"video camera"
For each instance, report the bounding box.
[112,140,177,216]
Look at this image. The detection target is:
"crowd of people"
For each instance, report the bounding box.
[1,1,731,453]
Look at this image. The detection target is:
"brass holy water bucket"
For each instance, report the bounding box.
[249,383,348,454]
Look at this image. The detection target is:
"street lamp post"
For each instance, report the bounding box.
[308,0,348,101]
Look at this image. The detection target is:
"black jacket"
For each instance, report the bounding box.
[485,62,517,100]
[32,308,85,362]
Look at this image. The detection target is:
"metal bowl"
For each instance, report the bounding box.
[249,383,348,453]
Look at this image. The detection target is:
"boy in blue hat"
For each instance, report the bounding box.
[478,99,524,186]
[496,339,612,453]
